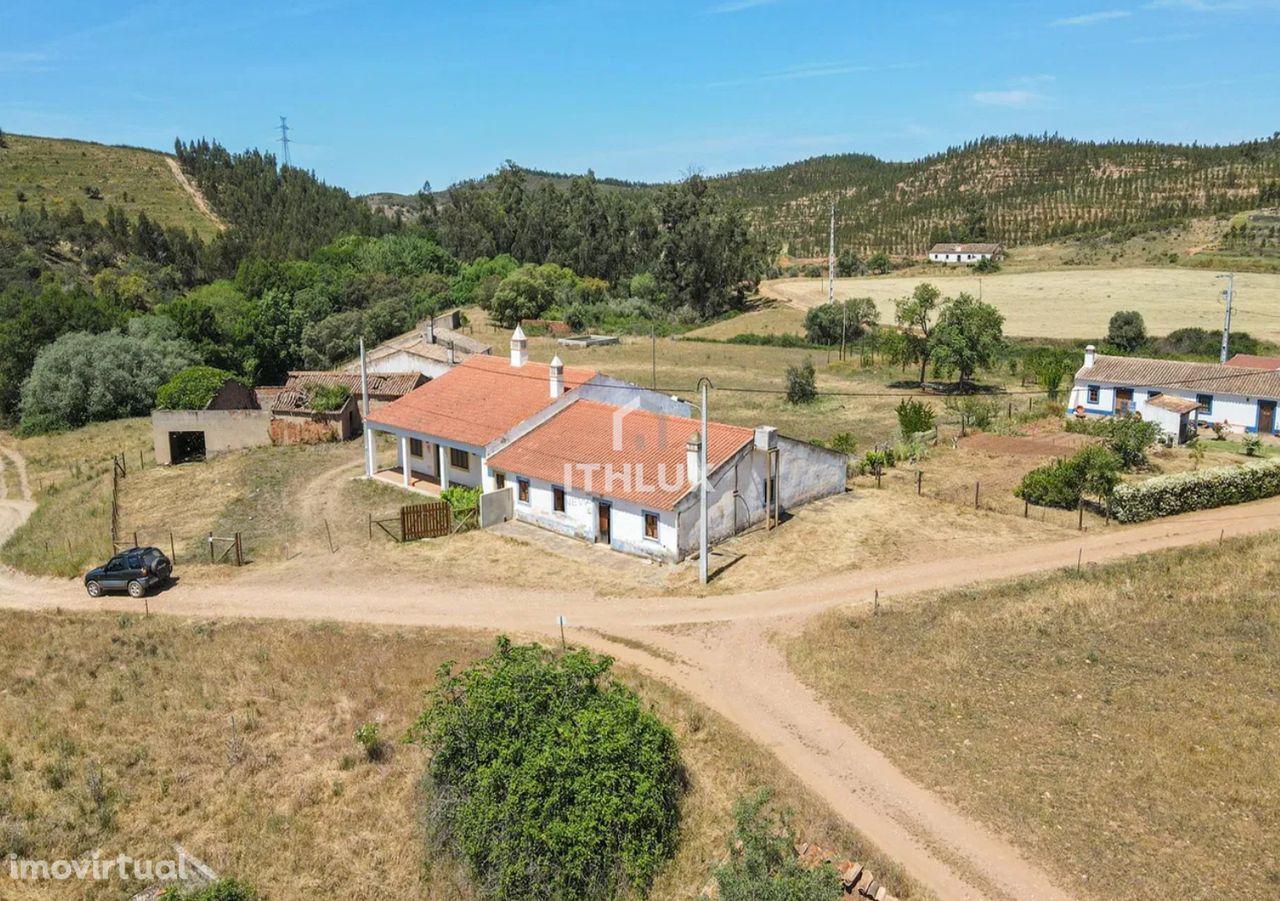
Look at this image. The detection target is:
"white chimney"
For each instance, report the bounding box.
[686,432,702,486]
[510,325,528,368]
[1083,344,1096,369]
[426,316,436,345]
[549,354,564,398]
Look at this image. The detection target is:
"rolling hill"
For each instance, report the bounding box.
[368,134,1280,258]
[0,133,222,237]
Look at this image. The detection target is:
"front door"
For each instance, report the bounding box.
[1114,388,1134,415]
[597,502,611,545]
[1259,401,1276,435]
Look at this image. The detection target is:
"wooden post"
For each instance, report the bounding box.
[1077,548,1083,573]
[1078,500,1084,531]
[916,470,923,496]
[875,469,882,489]
[133,531,138,548]
[1008,401,1013,419]
[208,532,214,564]
[1024,498,1029,518]
[974,482,980,510]
[235,532,243,566]
[169,531,176,564]
[368,512,373,541]
[873,588,879,615]
[139,449,144,470]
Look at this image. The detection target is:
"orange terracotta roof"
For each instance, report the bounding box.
[1226,354,1280,370]
[488,399,756,511]
[366,354,596,447]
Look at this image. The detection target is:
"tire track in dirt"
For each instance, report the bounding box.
[165,156,226,231]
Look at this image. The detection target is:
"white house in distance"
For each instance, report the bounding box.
[343,311,493,381]
[1067,344,1280,444]
[928,243,1003,265]
[363,326,848,561]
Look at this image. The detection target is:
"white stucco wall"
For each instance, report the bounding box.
[509,474,679,559]
[1067,378,1278,436]
[367,349,451,380]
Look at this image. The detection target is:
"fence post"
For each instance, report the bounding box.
[1024,498,1029,518]
[170,531,176,565]
[1008,401,1013,419]
[208,532,214,564]
[235,532,243,566]
[325,519,334,554]
[974,482,980,510]
[916,470,923,496]
[1078,499,1084,531]
[133,531,138,549]
[368,512,373,541]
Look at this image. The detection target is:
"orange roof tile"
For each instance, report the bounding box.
[366,355,596,447]
[487,399,756,511]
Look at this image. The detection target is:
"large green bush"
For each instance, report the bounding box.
[1111,460,1280,523]
[802,298,878,345]
[156,365,242,410]
[407,638,682,900]
[708,790,840,901]
[1016,445,1121,509]
[895,399,935,435]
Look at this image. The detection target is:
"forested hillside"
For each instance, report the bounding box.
[0,133,221,236]
[708,134,1280,256]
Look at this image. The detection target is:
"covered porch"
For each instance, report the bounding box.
[362,424,483,491]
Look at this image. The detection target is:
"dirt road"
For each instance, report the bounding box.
[4,450,1279,899]
[165,156,225,231]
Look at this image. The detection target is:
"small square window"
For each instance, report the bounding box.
[409,437,423,457]
[449,447,469,469]
[494,472,505,489]
[517,479,529,503]
[1196,394,1213,413]
[643,512,659,541]
[1087,385,1100,405]
[553,486,566,513]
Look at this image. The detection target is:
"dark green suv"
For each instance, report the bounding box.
[84,547,173,598]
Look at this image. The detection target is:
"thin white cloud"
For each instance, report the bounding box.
[972,90,1042,108]
[1146,0,1280,10]
[1053,9,1132,25]
[710,0,778,12]
[707,61,918,89]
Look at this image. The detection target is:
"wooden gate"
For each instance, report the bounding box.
[401,502,451,541]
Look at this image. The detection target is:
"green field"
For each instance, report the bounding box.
[0,134,220,236]
[767,268,1280,343]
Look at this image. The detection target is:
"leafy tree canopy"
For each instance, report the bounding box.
[1107,310,1147,353]
[407,637,682,900]
[928,293,1005,384]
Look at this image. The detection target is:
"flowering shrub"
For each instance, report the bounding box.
[1111,460,1280,523]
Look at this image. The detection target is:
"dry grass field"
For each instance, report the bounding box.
[785,534,1280,901]
[766,268,1280,342]
[683,299,806,340]
[0,611,924,900]
[0,135,220,237]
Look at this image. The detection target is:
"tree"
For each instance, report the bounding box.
[1106,415,1160,469]
[18,324,198,433]
[785,359,817,404]
[894,282,942,385]
[708,790,841,901]
[156,366,241,410]
[928,293,1005,384]
[866,252,892,274]
[802,298,878,346]
[1107,310,1147,353]
[896,399,936,435]
[836,250,862,277]
[407,638,681,900]
[1027,347,1078,400]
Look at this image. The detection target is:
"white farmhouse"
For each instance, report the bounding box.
[363,327,848,561]
[928,243,1003,265]
[1066,345,1280,444]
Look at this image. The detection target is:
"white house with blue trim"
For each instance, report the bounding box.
[1067,345,1280,444]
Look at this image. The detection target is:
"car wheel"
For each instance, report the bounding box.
[86,580,103,598]
[127,580,145,599]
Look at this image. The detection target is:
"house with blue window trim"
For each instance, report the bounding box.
[1067,345,1280,444]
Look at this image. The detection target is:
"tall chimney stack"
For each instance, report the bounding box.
[510,325,528,368]
[1083,344,1096,369]
[549,354,564,398]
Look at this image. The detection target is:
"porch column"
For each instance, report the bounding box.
[439,443,451,490]
[399,435,411,488]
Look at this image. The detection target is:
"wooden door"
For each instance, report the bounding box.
[1115,388,1134,415]
[1259,401,1276,435]
[597,502,611,545]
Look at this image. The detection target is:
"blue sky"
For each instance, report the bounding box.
[2,1,1278,195]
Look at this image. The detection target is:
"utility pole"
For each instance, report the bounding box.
[827,200,836,305]
[698,378,710,585]
[360,337,373,477]
[1216,273,1235,364]
[277,116,292,167]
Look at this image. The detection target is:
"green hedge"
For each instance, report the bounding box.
[1111,460,1280,523]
